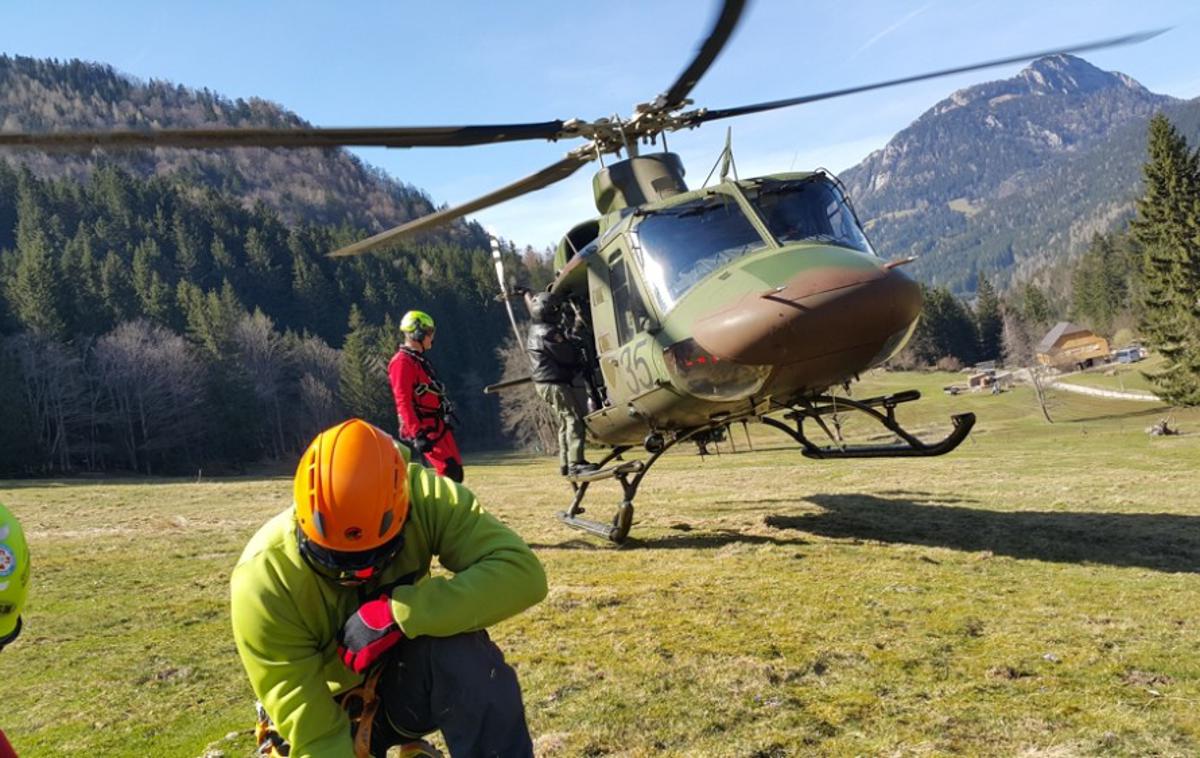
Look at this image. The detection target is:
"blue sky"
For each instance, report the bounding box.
[2,1,1197,250]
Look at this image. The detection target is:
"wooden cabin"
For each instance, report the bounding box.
[1035,322,1110,369]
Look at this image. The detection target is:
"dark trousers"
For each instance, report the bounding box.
[370,631,533,758]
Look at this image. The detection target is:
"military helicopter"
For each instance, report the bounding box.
[0,1,1163,543]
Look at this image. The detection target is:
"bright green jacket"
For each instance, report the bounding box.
[229,463,547,758]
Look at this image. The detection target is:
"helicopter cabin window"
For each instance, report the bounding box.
[635,193,767,312]
[746,177,876,256]
[608,255,648,346]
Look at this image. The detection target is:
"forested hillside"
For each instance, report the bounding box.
[0,162,550,475]
[840,55,1198,293]
[0,55,487,245]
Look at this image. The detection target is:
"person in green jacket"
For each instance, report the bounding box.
[230,419,547,758]
[0,502,28,654]
[1,502,30,758]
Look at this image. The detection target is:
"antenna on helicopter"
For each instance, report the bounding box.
[703,127,738,187]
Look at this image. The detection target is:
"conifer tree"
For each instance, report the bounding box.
[1018,283,1055,327]
[132,238,176,327]
[974,274,1003,363]
[7,186,67,338]
[1130,115,1200,405]
[338,305,394,431]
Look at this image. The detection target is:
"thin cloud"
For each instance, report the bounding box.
[850,3,935,60]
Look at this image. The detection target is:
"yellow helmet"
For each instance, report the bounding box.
[400,310,435,341]
[294,420,408,584]
[0,502,29,647]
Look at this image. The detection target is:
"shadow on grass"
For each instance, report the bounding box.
[764,493,1200,573]
[1055,404,1168,424]
[530,529,809,551]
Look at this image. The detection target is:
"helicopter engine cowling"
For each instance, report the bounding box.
[593,153,688,215]
[690,264,923,371]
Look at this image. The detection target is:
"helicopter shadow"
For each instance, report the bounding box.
[762,493,1200,573]
[529,528,809,552]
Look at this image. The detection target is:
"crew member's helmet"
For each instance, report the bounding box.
[400,310,436,342]
[529,292,562,325]
[0,502,29,648]
[294,420,409,585]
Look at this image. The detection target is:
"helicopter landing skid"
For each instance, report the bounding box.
[762,390,975,459]
[558,426,706,544]
[558,444,645,544]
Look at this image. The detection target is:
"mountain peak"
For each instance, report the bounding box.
[1018,54,1142,95]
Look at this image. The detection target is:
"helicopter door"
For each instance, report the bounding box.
[590,252,657,399]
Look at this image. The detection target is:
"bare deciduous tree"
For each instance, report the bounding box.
[495,337,558,453]
[231,309,290,458]
[94,320,203,473]
[291,333,344,445]
[4,332,87,471]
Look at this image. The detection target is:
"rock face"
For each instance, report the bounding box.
[838,55,1188,292]
[0,55,486,246]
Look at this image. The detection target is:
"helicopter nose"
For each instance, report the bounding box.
[691,263,922,366]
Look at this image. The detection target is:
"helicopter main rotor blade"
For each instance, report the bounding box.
[687,28,1168,125]
[0,122,570,151]
[653,0,748,111]
[329,152,593,258]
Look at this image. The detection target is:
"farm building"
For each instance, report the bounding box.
[1035,322,1110,369]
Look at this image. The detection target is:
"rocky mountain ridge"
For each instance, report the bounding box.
[840,54,1192,292]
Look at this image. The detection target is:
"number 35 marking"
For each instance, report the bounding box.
[618,340,654,394]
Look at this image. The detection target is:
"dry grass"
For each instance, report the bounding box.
[2,371,1198,756]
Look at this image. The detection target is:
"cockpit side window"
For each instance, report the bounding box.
[608,255,647,346]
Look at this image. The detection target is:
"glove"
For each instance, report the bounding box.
[413,435,434,454]
[337,595,404,674]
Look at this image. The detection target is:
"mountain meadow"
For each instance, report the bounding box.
[1,372,1197,756]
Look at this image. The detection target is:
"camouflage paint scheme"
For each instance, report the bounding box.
[551,172,922,446]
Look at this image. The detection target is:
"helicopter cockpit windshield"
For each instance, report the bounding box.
[635,193,767,312]
[745,176,876,256]
[634,176,876,312]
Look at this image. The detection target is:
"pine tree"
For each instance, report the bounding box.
[1018,283,1055,327]
[7,185,67,338]
[974,273,1003,363]
[1129,115,1200,405]
[131,237,176,327]
[338,305,394,431]
[99,251,138,325]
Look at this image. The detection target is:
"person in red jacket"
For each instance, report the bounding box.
[387,310,464,483]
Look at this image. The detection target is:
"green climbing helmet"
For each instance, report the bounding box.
[0,502,29,646]
[400,310,436,340]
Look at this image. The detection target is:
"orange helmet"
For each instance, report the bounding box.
[294,419,408,584]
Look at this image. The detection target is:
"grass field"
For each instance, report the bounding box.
[1055,356,1164,395]
[2,371,1198,757]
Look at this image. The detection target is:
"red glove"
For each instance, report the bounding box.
[337,594,403,674]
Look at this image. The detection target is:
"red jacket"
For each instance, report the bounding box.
[387,347,462,478]
[0,729,17,758]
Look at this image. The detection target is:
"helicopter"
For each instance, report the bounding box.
[0,1,1164,544]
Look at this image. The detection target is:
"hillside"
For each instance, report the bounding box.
[0,55,487,248]
[840,55,1198,292]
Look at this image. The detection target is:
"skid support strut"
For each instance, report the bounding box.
[761,390,975,459]
[557,428,703,544]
